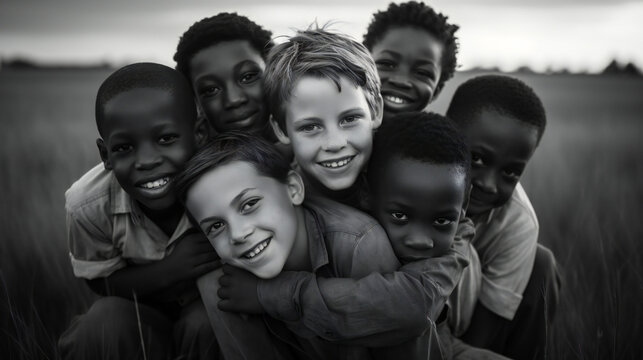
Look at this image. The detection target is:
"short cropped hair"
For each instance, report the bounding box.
[174,132,290,202]
[368,111,470,189]
[446,75,547,142]
[264,26,382,132]
[363,1,459,98]
[95,62,195,136]
[174,12,273,79]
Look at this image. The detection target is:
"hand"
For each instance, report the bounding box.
[166,231,221,281]
[217,264,264,314]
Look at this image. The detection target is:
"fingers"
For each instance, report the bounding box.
[217,287,229,300]
[218,299,234,312]
[191,259,222,277]
[221,264,237,275]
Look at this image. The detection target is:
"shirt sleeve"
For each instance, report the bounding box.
[478,202,538,320]
[66,201,126,280]
[256,220,473,345]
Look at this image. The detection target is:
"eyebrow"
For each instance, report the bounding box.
[230,188,255,207]
[198,188,256,226]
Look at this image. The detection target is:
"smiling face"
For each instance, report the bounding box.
[189,40,268,133]
[370,26,443,116]
[273,75,381,191]
[465,108,540,216]
[371,157,466,263]
[184,161,304,279]
[98,88,199,212]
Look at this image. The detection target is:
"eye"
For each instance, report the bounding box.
[112,144,133,153]
[297,123,322,133]
[390,212,408,222]
[416,69,436,81]
[375,59,396,71]
[240,71,260,84]
[159,134,179,144]
[199,85,220,97]
[340,114,363,126]
[434,218,454,226]
[207,221,225,237]
[241,197,261,213]
[502,169,521,180]
[471,153,484,166]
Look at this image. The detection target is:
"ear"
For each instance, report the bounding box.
[96,138,112,170]
[194,115,209,147]
[372,93,384,129]
[286,170,305,206]
[270,115,291,145]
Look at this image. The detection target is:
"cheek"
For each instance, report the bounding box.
[291,137,319,161]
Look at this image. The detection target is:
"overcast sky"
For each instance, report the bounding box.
[1,0,642,72]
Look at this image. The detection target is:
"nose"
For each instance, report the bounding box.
[473,170,498,194]
[387,75,413,89]
[321,127,348,152]
[224,83,248,109]
[134,143,162,170]
[403,227,434,250]
[228,217,254,245]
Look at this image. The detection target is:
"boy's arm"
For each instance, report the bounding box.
[86,231,221,300]
[68,205,220,300]
[256,219,474,345]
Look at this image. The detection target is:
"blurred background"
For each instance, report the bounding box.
[1,0,642,358]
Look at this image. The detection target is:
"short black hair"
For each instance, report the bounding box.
[174,12,273,79]
[368,111,470,190]
[95,62,196,136]
[363,1,459,98]
[174,132,290,203]
[446,75,547,142]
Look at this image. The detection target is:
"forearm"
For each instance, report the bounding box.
[257,251,467,346]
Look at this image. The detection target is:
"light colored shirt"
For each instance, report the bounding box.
[447,241,481,337]
[471,182,538,320]
[65,164,193,280]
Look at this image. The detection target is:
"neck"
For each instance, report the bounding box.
[139,202,183,237]
[283,206,311,271]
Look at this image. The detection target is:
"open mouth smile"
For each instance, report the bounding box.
[241,238,271,260]
[318,156,355,169]
[384,94,411,104]
[137,176,170,190]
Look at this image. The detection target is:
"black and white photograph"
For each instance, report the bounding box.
[1,0,642,359]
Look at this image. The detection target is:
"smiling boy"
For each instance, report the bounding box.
[363,1,459,119]
[174,12,274,137]
[175,132,401,359]
[59,63,219,360]
[265,27,383,207]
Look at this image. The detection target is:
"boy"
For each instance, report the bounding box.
[174,12,274,138]
[59,63,219,360]
[265,27,383,207]
[363,1,459,119]
[446,75,561,360]
[174,132,402,360]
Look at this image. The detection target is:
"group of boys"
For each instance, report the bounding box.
[59,2,560,359]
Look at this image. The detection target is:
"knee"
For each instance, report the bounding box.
[175,299,214,338]
[533,245,561,292]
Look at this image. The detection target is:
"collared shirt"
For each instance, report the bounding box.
[470,182,538,320]
[257,216,474,348]
[65,164,194,280]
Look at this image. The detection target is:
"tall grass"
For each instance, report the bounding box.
[1,70,642,358]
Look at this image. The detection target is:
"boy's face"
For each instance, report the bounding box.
[184,161,304,279]
[464,108,540,216]
[274,75,381,191]
[98,88,199,212]
[370,26,443,115]
[189,40,267,133]
[371,157,466,263]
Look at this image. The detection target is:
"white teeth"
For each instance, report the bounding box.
[385,95,406,104]
[243,239,270,259]
[320,157,353,168]
[139,177,169,189]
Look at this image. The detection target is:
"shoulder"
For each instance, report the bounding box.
[500,182,539,231]
[304,196,381,237]
[65,163,114,214]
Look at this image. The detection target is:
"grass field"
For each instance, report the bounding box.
[1,69,642,359]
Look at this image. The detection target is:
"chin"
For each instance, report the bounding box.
[251,262,285,280]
